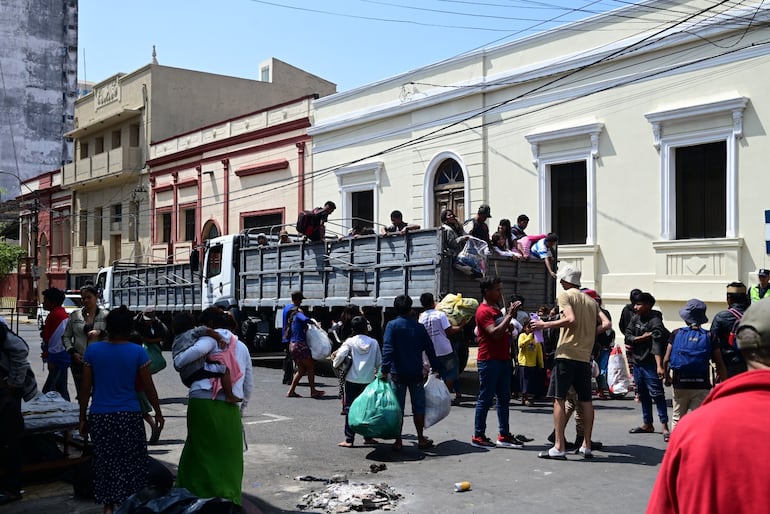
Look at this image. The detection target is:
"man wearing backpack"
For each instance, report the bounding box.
[647,297,770,514]
[297,201,336,242]
[663,299,728,432]
[710,282,750,378]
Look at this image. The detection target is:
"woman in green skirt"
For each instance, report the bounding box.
[173,307,252,505]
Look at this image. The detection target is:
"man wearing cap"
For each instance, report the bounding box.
[625,292,671,441]
[663,299,727,431]
[749,268,770,303]
[710,282,750,378]
[531,265,610,460]
[281,291,304,385]
[647,297,770,514]
[465,204,492,246]
[256,233,269,247]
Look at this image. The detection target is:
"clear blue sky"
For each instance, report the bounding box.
[78,0,623,92]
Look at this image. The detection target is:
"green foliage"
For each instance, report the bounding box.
[0,238,25,278]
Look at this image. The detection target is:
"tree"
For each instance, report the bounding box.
[0,237,25,278]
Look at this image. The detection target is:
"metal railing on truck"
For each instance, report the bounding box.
[110,262,201,313]
[238,228,555,313]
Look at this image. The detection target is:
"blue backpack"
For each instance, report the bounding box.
[669,327,711,375]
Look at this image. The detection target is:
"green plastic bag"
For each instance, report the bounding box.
[143,343,167,374]
[348,378,403,439]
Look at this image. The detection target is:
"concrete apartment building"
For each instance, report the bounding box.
[146,94,327,264]
[0,0,77,196]
[309,0,770,322]
[64,59,335,286]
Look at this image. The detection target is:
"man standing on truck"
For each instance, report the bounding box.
[301,201,336,242]
[465,204,492,246]
[472,276,526,449]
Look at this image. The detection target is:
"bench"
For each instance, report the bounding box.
[0,296,16,317]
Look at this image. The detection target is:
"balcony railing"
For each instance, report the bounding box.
[63,146,141,186]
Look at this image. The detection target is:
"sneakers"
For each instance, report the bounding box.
[496,434,524,449]
[471,435,496,448]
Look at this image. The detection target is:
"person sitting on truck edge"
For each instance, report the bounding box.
[381,210,421,236]
[278,230,292,244]
[256,233,269,247]
[306,201,336,242]
[530,233,559,278]
[464,204,492,246]
[171,312,240,404]
[440,208,482,277]
[511,214,529,240]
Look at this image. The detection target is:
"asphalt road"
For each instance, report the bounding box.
[14,322,664,514]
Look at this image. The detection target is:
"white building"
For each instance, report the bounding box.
[310,0,770,321]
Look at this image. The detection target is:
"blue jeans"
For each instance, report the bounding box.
[392,379,426,415]
[633,363,668,425]
[474,359,512,437]
[42,362,70,401]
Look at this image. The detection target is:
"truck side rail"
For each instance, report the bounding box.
[238,228,555,311]
[110,262,200,313]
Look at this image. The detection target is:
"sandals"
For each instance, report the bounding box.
[286,392,301,398]
[629,426,655,434]
[663,432,671,442]
[418,438,434,450]
[310,391,326,399]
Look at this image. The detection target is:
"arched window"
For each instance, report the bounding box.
[433,159,465,225]
[202,220,220,241]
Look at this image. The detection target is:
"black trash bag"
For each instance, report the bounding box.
[147,457,175,490]
[115,486,240,514]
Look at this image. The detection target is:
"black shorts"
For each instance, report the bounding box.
[547,358,592,402]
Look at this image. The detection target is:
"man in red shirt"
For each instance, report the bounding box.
[647,297,770,514]
[471,276,525,449]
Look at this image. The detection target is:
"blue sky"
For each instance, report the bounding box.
[78,0,623,92]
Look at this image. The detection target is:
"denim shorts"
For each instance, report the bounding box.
[391,378,427,415]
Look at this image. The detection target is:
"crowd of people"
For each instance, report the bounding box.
[3,242,769,511]
[0,286,253,512]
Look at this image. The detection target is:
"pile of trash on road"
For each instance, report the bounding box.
[297,482,402,512]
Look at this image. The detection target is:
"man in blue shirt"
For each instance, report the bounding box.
[381,295,440,451]
[281,291,304,384]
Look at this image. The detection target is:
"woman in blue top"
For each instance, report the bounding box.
[285,306,325,398]
[78,306,164,514]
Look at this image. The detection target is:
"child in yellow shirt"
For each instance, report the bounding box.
[518,322,544,407]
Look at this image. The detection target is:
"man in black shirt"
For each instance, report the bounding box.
[710,282,750,378]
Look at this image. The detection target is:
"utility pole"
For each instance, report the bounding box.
[31,196,40,305]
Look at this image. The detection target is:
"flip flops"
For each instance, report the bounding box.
[663,432,671,442]
[629,426,655,434]
[310,391,326,399]
[418,438,434,450]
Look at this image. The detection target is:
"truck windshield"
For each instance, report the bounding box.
[206,244,223,278]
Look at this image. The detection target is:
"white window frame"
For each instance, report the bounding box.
[335,162,382,234]
[645,97,747,240]
[422,150,471,227]
[525,123,602,245]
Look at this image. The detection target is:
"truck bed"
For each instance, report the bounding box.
[109,263,200,313]
[239,229,555,312]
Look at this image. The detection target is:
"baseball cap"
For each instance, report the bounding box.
[478,204,491,217]
[758,268,769,277]
[736,297,770,350]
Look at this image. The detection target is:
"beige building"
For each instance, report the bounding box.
[146,94,327,262]
[63,59,335,285]
[309,0,770,321]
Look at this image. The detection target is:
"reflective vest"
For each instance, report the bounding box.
[749,285,769,303]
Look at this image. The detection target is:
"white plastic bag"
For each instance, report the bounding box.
[424,374,452,428]
[456,236,488,276]
[306,324,332,360]
[607,345,631,395]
